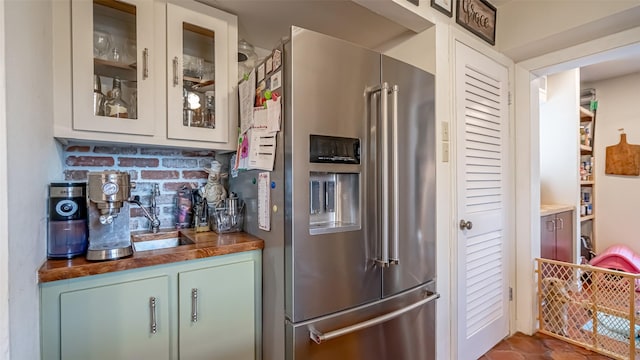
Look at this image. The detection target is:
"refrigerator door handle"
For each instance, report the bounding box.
[309,292,440,344]
[390,84,400,265]
[366,83,389,267]
[380,82,390,268]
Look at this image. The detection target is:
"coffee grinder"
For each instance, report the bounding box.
[47,182,88,259]
[86,171,134,261]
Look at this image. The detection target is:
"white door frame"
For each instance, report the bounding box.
[0,0,10,357]
[448,26,516,359]
[514,26,640,335]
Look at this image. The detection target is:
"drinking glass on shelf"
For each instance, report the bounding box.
[108,36,125,63]
[125,38,137,65]
[110,47,121,63]
[93,31,111,59]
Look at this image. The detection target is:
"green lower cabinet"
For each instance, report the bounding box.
[40,250,261,360]
[179,261,255,360]
[60,276,170,360]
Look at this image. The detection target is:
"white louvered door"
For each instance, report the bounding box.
[455,41,510,360]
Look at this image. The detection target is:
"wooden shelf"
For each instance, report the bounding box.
[94,58,137,82]
[580,106,594,121]
[183,77,215,93]
[581,214,595,222]
[580,144,593,154]
[580,181,594,186]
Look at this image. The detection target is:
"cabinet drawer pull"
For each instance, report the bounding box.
[546,220,555,232]
[150,297,158,334]
[143,48,149,80]
[191,288,198,323]
[172,56,179,86]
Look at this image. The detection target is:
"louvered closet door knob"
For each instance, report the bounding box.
[459,220,473,230]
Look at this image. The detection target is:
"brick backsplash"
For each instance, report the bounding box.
[62,144,220,232]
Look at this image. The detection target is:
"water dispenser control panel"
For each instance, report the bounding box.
[309,135,360,164]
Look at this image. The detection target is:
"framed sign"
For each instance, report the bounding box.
[456,0,496,45]
[431,0,452,17]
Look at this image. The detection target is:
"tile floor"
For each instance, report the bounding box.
[480,332,614,359]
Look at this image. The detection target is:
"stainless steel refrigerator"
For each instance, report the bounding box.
[230,26,437,360]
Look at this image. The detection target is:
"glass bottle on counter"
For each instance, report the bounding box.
[104,77,129,118]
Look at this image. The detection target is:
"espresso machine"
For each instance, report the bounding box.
[86,171,135,261]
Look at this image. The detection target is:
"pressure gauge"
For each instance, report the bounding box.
[102,182,119,196]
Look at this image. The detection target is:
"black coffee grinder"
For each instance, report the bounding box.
[47,182,88,259]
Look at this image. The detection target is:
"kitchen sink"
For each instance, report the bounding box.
[131,231,194,252]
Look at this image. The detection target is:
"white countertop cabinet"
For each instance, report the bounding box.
[53,0,238,150]
[40,250,261,360]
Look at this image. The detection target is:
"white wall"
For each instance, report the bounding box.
[5,1,60,358]
[584,71,640,255]
[539,69,580,206]
[497,2,640,61]
[377,26,436,74]
[0,0,10,357]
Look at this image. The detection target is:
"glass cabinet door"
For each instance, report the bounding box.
[166,3,230,144]
[72,0,155,136]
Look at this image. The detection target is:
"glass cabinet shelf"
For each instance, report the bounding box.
[94,58,137,82]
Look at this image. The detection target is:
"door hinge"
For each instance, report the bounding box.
[508,91,512,106]
[509,287,513,301]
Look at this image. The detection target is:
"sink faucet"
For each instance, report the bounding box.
[129,184,161,233]
[150,184,161,233]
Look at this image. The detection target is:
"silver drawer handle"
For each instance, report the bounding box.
[191,288,198,323]
[150,297,157,334]
[309,292,439,344]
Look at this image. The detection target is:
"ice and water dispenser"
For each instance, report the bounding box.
[309,135,360,235]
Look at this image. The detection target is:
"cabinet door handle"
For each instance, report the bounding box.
[172,56,179,86]
[556,218,564,230]
[150,297,158,334]
[143,48,149,80]
[546,220,555,232]
[191,288,198,323]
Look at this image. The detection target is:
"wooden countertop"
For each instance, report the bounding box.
[540,204,575,216]
[38,229,264,283]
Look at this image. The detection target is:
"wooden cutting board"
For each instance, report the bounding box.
[605,133,640,176]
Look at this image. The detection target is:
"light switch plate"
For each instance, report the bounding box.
[442,122,449,142]
[442,142,449,162]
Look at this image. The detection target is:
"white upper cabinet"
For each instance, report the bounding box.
[166,2,231,144]
[72,0,156,136]
[53,0,238,150]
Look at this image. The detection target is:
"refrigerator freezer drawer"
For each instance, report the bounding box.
[287,283,437,360]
